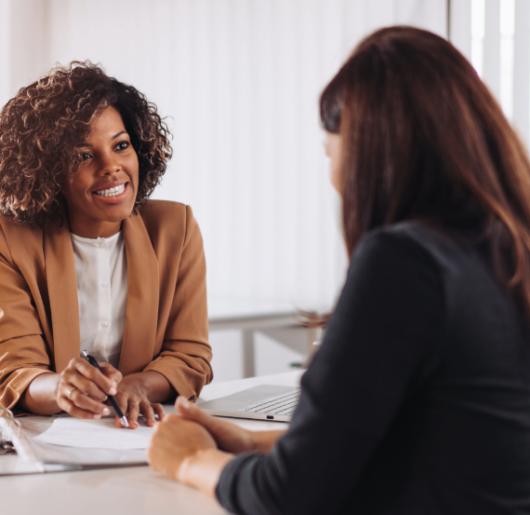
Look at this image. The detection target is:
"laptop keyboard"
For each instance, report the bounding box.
[244,389,301,416]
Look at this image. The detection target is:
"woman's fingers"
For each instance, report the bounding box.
[140,400,156,427]
[65,372,108,402]
[65,358,117,396]
[176,396,225,432]
[127,398,141,428]
[153,403,165,422]
[57,382,105,417]
[175,396,254,453]
[59,396,103,419]
[99,362,123,385]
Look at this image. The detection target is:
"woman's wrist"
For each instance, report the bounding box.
[251,430,285,453]
[177,448,234,497]
[20,372,61,415]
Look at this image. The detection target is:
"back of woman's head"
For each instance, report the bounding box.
[320,25,530,316]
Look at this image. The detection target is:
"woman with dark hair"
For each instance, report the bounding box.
[0,63,212,427]
[149,26,530,513]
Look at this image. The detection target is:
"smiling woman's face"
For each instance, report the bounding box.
[63,106,140,238]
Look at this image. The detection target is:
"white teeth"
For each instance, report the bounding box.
[94,184,125,197]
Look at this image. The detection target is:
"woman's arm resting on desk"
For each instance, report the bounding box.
[150,410,284,496]
[149,415,233,495]
[148,397,285,496]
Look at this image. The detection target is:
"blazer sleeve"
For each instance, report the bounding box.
[0,224,52,409]
[143,206,212,400]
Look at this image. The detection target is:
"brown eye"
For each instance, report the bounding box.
[79,151,93,161]
[115,141,130,151]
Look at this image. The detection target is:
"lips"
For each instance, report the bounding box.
[93,183,126,197]
[92,181,129,197]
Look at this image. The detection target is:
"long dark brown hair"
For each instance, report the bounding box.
[320,26,530,316]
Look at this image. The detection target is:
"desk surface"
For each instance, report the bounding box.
[0,371,302,515]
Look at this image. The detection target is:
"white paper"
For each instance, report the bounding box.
[28,417,155,450]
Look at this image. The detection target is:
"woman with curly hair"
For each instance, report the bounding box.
[0,62,212,428]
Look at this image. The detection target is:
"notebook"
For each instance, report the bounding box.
[199,384,300,422]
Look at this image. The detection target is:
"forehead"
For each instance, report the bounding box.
[86,106,126,139]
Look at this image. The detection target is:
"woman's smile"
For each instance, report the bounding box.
[91,181,131,204]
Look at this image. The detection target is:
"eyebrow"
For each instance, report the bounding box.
[77,130,129,148]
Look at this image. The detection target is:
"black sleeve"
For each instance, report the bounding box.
[215,230,445,515]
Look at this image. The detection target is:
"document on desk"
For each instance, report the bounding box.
[27,417,153,449]
[15,415,155,467]
[0,410,167,474]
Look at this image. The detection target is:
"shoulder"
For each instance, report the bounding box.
[344,222,453,310]
[135,199,201,248]
[354,221,466,277]
[137,199,190,232]
[0,214,43,256]
[137,199,188,222]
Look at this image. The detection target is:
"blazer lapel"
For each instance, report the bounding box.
[119,213,159,374]
[44,222,81,372]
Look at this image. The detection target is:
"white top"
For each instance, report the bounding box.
[71,232,128,368]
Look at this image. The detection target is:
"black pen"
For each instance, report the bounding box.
[81,350,129,428]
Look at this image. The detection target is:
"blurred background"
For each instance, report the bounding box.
[0,0,528,381]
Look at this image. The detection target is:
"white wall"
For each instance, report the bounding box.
[0,0,447,380]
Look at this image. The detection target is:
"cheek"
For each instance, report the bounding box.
[128,155,140,186]
[329,155,342,193]
[325,134,342,193]
[65,170,91,199]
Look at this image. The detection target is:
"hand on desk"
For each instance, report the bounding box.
[57,361,165,428]
[149,397,233,496]
[113,373,165,429]
[148,397,285,496]
[22,364,168,425]
[172,396,256,453]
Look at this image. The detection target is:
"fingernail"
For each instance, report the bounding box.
[180,397,190,408]
[109,386,117,395]
[94,414,101,419]
[102,407,111,416]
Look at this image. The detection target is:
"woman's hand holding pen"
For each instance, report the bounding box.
[56,358,121,420]
[56,360,165,428]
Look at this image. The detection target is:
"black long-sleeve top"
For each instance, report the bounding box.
[215,222,530,514]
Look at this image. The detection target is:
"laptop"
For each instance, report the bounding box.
[199,384,300,422]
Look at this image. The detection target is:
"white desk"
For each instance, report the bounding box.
[0,371,302,515]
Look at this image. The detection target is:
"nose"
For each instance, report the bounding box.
[99,153,121,176]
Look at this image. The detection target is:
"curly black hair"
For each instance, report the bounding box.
[0,61,172,224]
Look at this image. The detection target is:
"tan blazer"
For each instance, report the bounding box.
[0,200,212,409]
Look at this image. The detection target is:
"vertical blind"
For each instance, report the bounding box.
[0,0,446,313]
[450,0,530,146]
